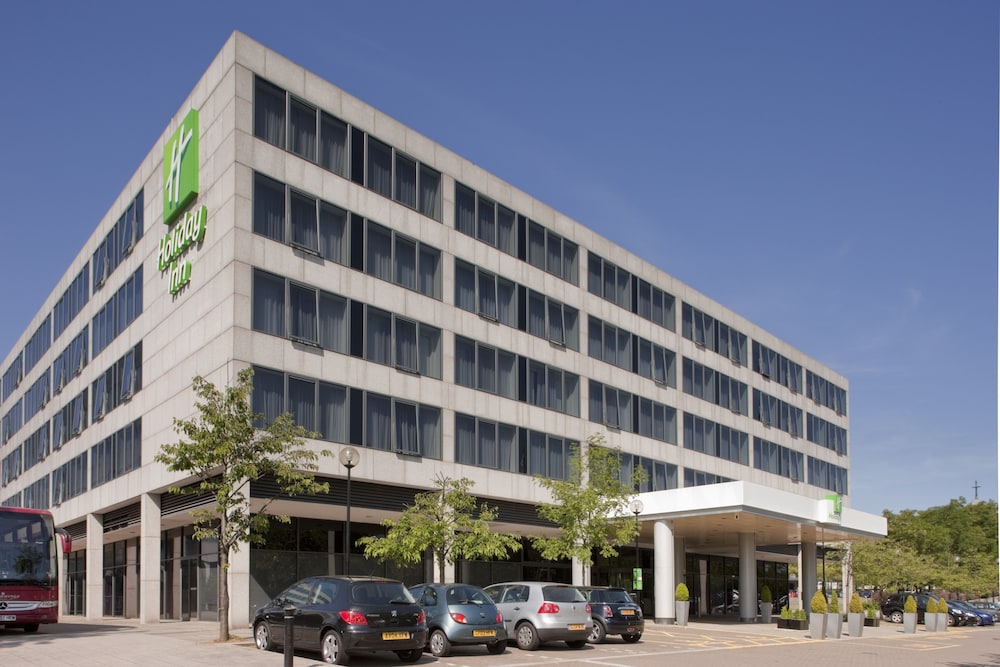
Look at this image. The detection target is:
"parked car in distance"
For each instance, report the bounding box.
[408,582,507,657]
[577,586,643,643]
[949,600,995,626]
[967,600,1000,622]
[881,592,934,624]
[483,581,592,651]
[252,576,427,664]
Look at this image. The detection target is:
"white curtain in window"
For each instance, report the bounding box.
[395,319,418,372]
[477,198,495,244]
[395,155,417,208]
[319,293,348,353]
[528,362,545,407]
[547,369,563,412]
[366,223,393,282]
[254,79,286,147]
[418,166,441,220]
[252,368,285,426]
[418,247,440,299]
[320,113,348,176]
[288,377,316,431]
[365,308,392,365]
[497,279,516,326]
[418,326,441,379]
[478,346,496,393]
[395,237,417,290]
[455,261,476,311]
[367,139,392,197]
[419,407,441,459]
[290,192,318,251]
[320,203,348,265]
[529,432,546,476]
[497,351,516,399]
[318,383,347,442]
[395,402,418,453]
[498,424,516,472]
[455,184,476,235]
[455,338,476,387]
[290,99,317,161]
[253,175,286,241]
[477,420,496,467]
[289,284,317,342]
[365,394,392,450]
[478,271,497,319]
[455,414,476,464]
[528,292,546,338]
[497,207,516,255]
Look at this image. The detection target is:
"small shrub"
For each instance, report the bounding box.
[829,590,839,614]
[925,597,938,614]
[675,583,689,602]
[760,585,772,603]
[793,608,807,621]
[904,594,917,614]
[810,589,828,614]
[864,601,878,619]
[780,606,791,619]
[849,592,863,614]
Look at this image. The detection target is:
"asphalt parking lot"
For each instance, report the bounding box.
[1,617,998,666]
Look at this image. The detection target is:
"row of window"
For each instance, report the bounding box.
[52,451,88,505]
[53,266,90,342]
[683,413,750,465]
[53,327,88,396]
[1,398,22,445]
[254,173,443,300]
[684,468,733,488]
[588,316,677,387]
[808,457,848,494]
[53,388,88,451]
[588,379,678,444]
[455,259,580,350]
[23,369,50,424]
[455,336,580,416]
[615,449,678,493]
[92,344,142,422]
[807,414,847,456]
[254,77,442,221]
[252,367,441,458]
[682,357,749,415]
[588,252,676,331]
[455,183,579,284]
[21,423,50,475]
[455,413,570,479]
[681,303,749,366]
[1,442,21,486]
[1,354,21,402]
[252,269,442,378]
[90,419,142,488]
[91,267,143,358]
[93,191,143,291]
[20,476,48,510]
[753,436,805,482]
[23,315,51,377]
[753,341,803,394]
[753,389,804,438]
[806,370,847,416]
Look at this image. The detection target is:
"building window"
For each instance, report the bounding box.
[753,436,804,482]
[806,370,847,416]
[753,389,803,438]
[90,420,141,488]
[682,303,748,365]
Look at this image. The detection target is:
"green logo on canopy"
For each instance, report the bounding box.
[163,109,199,225]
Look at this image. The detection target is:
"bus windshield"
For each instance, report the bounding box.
[0,509,57,586]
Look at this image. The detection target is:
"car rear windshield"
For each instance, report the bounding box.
[603,589,634,604]
[543,585,586,603]
[351,581,415,604]
[447,585,490,605]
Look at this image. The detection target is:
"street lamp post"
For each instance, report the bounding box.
[339,447,360,576]
[630,498,644,592]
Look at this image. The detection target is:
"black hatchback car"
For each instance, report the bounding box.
[252,576,427,664]
[578,586,643,643]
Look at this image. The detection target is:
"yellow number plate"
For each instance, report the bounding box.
[473,629,496,637]
[382,631,410,640]
[568,624,587,631]
[621,609,635,615]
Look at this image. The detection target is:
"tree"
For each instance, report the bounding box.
[155,369,331,642]
[531,434,645,579]
[358,474,522,583]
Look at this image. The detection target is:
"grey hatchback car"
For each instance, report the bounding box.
[409,582,507,656]
[483,581,592,651]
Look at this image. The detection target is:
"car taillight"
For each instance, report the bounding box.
[538,602,560,614]
[450,612,468,624]
[602,605,612,617]
[585,603,592,614]
[339,610,368,625]
[495,612,503,624]
[417,610,426,625]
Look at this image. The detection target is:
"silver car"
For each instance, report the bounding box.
[483,581,592,651]
[408,583,507,657]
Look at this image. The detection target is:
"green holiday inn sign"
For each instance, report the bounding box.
[159,108,206,294]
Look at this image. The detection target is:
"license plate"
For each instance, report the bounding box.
[621,609,635,616]
[0,615,15,622]
[382,631,410,640]
[473,629,496,637]
[568,624,586,631]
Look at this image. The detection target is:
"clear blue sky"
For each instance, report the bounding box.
[0,1,995,516]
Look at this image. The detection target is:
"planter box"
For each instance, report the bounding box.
[926,613,938,632]
[864,616,880,627]
[826,613,842,638]
[777,617,809,630]
[903,612,917,634]
[676,600,690,626]
[847,612,864,637]
[759,602,772,624]
[810,612,827,639]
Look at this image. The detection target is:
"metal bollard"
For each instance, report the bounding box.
[283,604,296,667]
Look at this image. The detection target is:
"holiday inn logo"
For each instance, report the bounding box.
[163,109,199,226]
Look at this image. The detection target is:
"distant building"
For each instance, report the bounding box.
[0,32,885,627]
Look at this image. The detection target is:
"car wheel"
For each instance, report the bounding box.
[622,632,642,643]
[254,622,274,651]
[429,629,452,657]
[588,621,606,643]
[947,614,955,626]
[486,640,506,655]
[888,610,903,624]
[22,624,39,633]
[566,639,587,649]
[396,648,423,663]
[322,629,350,665]
[515,622,540,650]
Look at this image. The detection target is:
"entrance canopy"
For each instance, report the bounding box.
[633,481,887,556]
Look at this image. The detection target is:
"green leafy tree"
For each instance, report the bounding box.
[532,434,645,574]
[358,474,522,583]
[155,369,331,642]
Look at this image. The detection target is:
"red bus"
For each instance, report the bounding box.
[0,507,71,632]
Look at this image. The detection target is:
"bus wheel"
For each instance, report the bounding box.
[23,624,39,633]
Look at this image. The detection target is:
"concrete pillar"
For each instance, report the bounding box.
[653,519,675,624]
[674,536,685,589]
[86,513,103,619]
[139,493,161,624]
[572,557,586,587]
[738,532,756,622]
[229,530,251,630]
[801,541,817,611]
